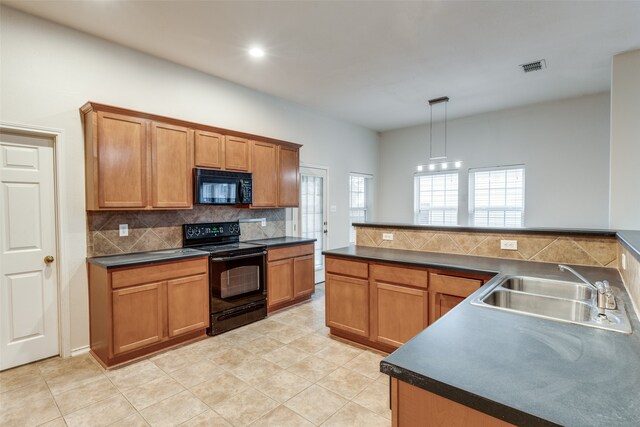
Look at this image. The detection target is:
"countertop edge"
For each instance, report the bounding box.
[380,362,560,427]
[353,222,618,237]
[87,252,209,269]
[247,237,317,248]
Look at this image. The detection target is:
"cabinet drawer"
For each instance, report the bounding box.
[326,257,368,279]
[267,243,314,262]
[111,258,208,289]
[371,263,428,289]
[429,273,482,298]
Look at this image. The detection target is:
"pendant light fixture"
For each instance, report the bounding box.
[416,96,463,172]
[428,96,449,161]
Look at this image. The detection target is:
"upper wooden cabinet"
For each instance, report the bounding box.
[251,141,278,207]
[150,122,193,208]
[225,136,251,172]
[81,102,301,210]
[194,130,224,169]
[278,145,300,207]
[94,112,148,209]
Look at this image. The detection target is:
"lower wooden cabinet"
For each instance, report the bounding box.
[266,243,315,312]
[428,273,483,325]
[326,273,370,337]
[112,282,163,355]
[372,282,428,348]
[391,378,513,426]
[325,256,492,353]
[167,274,209,337]
[88,257,209,368]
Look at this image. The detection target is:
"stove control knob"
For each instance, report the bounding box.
[194,227,201,236]
[186,227,195,237]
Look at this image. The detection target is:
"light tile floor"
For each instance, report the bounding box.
[0,283,391,426]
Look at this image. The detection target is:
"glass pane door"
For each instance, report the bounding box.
[299,167,328,283]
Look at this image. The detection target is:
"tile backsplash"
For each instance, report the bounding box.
[355,226,618,268]
[87,206,286,257]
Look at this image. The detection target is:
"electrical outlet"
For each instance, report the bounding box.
[383,233,394,241]
[119,224,128,237]
[500,239,517,250]
[622,253,627,270]
[261,219,267,227]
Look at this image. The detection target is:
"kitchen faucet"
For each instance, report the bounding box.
[558,264,615,316]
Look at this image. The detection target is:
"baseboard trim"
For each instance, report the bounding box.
[70,345,90,357]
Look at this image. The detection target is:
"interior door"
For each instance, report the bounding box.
[298,166,328,283]
[0,130,59,370]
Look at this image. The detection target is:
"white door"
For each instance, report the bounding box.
[299,166,328,283]
[0,130,59,370]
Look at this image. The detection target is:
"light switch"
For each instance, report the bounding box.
[119,224,128,237]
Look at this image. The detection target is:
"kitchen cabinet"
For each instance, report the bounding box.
[428,273,483,325]
[326,273,370,337]
[81,102,302,210]
[251,141,278,207]
[325,255,491,353]
[277,145,300,207]
[225,136,251,171]
[391,378,513,427]
[266,243,315,312]
[150,122,193,208]
[194,130,224,169]
[91,111,148,209]
[88,257,208,368]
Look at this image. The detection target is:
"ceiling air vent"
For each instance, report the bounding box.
[520,59,546,73]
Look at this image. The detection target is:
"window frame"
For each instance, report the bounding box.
[468,165,526,228]
[413,171,460,226]
[349,173,373,244]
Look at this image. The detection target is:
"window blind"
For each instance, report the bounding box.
[414,172,458,225]
[469,166,525,227]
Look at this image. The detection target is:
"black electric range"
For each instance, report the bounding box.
[183,222,267,335]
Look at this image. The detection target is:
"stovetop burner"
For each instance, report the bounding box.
[182,221,266,256]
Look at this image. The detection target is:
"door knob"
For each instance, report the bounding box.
[44,255,55,265]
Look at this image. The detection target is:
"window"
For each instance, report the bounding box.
[349,174,372,243]
[414,172,459,225]
[469,166,525,227]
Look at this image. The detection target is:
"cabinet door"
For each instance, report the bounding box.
[429,292,465,324]
[326,273,369,337]
[293,254,315,298]
[251,141,277,207]
[373,282,428,348]
[195,130,224,169]
[268,258,294,308]
[167,274,209,337]
[225,136,250,171]
[97,112,148,208]
[112,282,163,355]
[150,122,193,208]
[277,146,299,207]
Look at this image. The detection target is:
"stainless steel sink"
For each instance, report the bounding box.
[483,290,592,322]
[471,275,632,334]
[501,276,593,300]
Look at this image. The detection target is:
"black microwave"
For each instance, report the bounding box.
[194,169,252,205]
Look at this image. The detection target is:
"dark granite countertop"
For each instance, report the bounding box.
[87,248,209,269]
[353,222,618,237]
[323,246,640,426]
[246,236,316,248]
[617,230,640,261]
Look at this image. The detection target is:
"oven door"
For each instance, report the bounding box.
[196,176,240,205]
[209,252,266,301]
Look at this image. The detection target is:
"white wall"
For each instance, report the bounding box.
[0,7,378,351]
[610,49,640,229]
[377,93,611,228]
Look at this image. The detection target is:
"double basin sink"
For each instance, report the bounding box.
[471,275,632,334]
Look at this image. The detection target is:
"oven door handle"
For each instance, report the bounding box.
[210,251,267,262]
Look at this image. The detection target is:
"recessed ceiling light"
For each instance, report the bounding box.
[248,47,265,58]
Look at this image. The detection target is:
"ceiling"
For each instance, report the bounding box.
[4,1,640,131]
